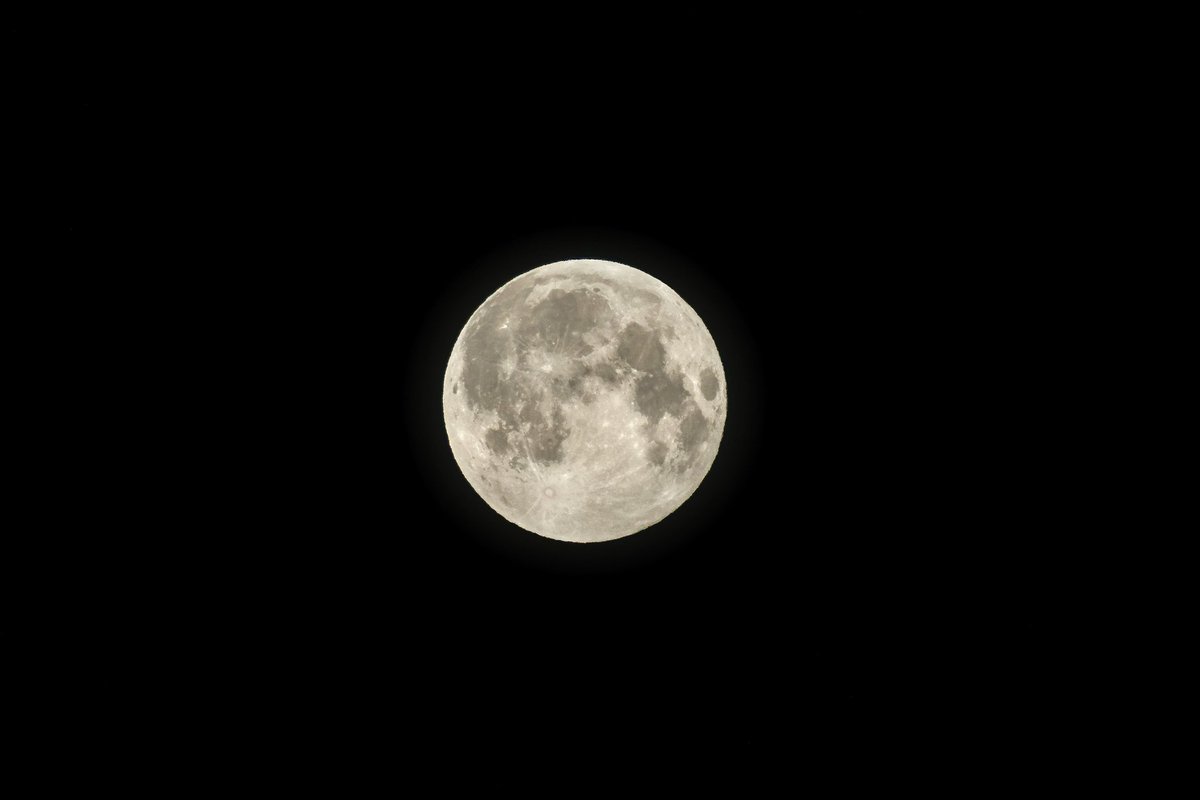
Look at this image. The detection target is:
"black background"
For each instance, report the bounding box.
[58,29,1058,767]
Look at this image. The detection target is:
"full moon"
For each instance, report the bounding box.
[443,259,726,543]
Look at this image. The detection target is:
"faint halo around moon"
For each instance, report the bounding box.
[442,259,726,543]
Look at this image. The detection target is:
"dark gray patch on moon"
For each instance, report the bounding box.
[618,321,693,423]
[617,322,666,373]
[678,405,710,455]
[591,362,618,384]
[528,408,569,464]
[634,371,689,423]
[519,288,610,355]
[485,428,509,454]
[699,368,719,401]
[466,367,526,428]
[519,397,544,425]
[461,279,535,417]
[549,363,590,401]
[647,440,669,467]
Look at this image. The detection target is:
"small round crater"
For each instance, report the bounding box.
[544,487,555,497]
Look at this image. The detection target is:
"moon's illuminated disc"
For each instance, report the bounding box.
[443,259,726,543]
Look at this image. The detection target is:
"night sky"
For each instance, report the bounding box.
[59,30,1057,772]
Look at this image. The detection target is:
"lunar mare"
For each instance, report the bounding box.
[442,259,726,543]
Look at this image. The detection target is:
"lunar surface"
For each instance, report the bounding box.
[443,259,726,543]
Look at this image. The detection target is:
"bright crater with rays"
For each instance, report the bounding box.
[443,259,726,543]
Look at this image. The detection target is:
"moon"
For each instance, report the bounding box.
[442,259,726,543]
